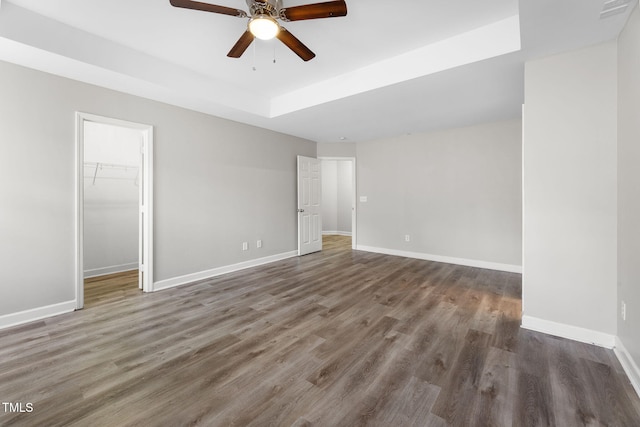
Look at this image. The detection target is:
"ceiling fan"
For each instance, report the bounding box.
[170,0,348,61]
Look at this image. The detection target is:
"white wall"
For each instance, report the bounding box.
[321,160,352,235]
[617,4,640,381]
[356,119,522,270]
[0,60,314,320]
[522,42,618,343]
[83,122,141,277]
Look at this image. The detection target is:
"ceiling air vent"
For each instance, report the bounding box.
[600,0,631,19]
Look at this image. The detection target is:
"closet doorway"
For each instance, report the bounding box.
[319,157,356,249]
[75,113,153,309]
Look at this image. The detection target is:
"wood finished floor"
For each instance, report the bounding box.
[1,235,639,426]
[84,269,140,308]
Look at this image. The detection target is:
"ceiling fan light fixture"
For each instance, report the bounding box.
[248,15,280,40]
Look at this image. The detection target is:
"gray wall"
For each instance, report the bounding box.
[0,60,314,317]
[337,161,353,234]
[317,142,356,158]
[522,42,618,336]
[356,120,522,268]
[321,160,352,235]
[618,5,640,373]
[321,160,338,233]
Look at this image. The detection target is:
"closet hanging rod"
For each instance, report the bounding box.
[84,162,139,186]
[83,161,138,170]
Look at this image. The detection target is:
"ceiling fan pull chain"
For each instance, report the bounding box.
[252,42,257,71]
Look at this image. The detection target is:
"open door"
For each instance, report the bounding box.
[297,155,322,255]
[138,141,145,290]
[76,112,154,310]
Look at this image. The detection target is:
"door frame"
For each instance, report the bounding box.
[75,112,154,309]
[318,156,357,249]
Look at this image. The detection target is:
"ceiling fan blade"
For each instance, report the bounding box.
[170,0,246,17]
[276,28,316,61]
[227,30,255,58]
[280,0,347,21]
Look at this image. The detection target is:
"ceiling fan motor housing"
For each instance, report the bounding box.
[246,0,282,18]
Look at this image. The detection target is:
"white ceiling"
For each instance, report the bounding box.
[0,0,636,143]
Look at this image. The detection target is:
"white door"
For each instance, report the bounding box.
[297,156,322,255]
[138,141,145,290]
[138,127,153,292]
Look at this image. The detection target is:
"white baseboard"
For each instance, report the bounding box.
[84,262,138,278]
[521,315,616,348]
[322,231,352,237]
[0,300,76,331]
[153,250,298,292]
[614,337,640,399]
[355,245,522,274]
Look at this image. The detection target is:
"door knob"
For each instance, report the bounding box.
[297,208,305,213]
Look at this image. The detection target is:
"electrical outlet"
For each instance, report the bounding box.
[257,240,262,248]
[242,242,248,251]
[622,301,626,321]
[404,235,410,242]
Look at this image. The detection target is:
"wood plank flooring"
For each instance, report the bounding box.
[84,270,140,308]
[1,235,639,426]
